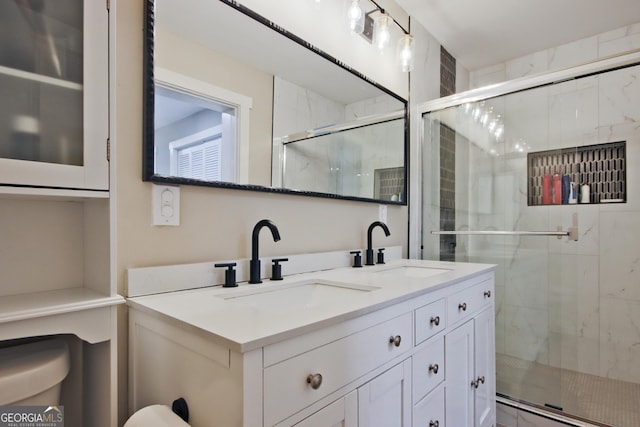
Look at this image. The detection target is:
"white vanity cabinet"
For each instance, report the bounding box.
[293,391,357,427]
[0,0,109,192]
[357,358,412,427]
[293,359,412,427]
[128,263,495,427]
[263,312,412,426]
[444,281,496,427]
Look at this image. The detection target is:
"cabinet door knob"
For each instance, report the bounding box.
[458,302,467,311]
[430,315,440,326]
[389,335,402,347]
[428,363,439,374]
[484,290,492,298]
[429,421,439,427]
[471,376,485,389]
[306,373,323,390]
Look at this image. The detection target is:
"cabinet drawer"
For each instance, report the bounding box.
[447,279,493,325]
[415,298,446,345]
[412,335,444,402]
[413,383,445,427]
[264,312,412,426]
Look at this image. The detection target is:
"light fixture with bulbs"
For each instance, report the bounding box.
[373,12,391,51]
[397,33,414,72]
[344,0,414,72]
[347,0,365,34]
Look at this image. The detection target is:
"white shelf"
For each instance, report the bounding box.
[0,287,124,324]
[0,64,83,90]
[0,185,109,200]
[0,288,124,344]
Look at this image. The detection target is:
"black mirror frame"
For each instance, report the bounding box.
[142,0,409,205]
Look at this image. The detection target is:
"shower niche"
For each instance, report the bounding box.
[527,141,626,206]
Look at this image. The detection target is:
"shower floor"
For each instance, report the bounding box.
[497,354,640,427]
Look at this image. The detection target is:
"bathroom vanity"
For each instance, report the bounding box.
[128,257,495,426]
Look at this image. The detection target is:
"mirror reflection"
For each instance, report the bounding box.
[145,0,407,203]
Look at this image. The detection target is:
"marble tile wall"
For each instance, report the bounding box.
[464,22,640,384]
[469,23,640,89]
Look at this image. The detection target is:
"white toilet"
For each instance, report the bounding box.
[124,405,191,427]
[0,338,70,406]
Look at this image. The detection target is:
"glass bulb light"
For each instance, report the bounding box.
[397,34,414,72]
[373,13,391,51]
[347,0,364,34]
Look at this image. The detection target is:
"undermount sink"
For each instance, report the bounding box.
[376,265,452,278]
[218,280,379,310]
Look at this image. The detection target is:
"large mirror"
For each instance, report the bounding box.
[144,0,408,203]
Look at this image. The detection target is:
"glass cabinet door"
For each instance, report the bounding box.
[0,0,108,191]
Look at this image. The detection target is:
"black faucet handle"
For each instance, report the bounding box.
[377,248,386,264]
[350,250,363,268]
[270,258,288,281]
[214,262,238,288]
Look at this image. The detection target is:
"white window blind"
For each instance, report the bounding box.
[177,138,222,181]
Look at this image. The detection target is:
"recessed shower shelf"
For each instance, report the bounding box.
[527,141,626,206]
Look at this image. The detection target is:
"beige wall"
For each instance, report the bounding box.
[114,0,408,423]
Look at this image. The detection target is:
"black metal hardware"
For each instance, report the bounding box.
[270,258,288,281]
[350,250,363,268]
[214,262,237,288]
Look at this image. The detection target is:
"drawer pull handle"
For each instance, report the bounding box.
[430,316,440,326]
[429,421,439,427]
[458,302,467,311]
[484,290,492,298]
[389,335,402,347]
[306,373,323,390]
[428,363,439,374]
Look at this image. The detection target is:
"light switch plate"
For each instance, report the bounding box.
[152,184,180,226]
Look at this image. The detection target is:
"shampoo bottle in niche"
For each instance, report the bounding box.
[561,175,570,204]
[542,173,551,204]
[581,183,590,203]
[568,182,578,204]
[552,171,562,204]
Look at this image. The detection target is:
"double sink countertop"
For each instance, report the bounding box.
[127,259,495,352]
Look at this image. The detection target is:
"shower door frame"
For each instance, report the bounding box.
[409,50,640,259]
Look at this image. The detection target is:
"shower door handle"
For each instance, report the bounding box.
[430,229,578,241]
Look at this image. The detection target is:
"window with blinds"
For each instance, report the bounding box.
[176,137,222,181]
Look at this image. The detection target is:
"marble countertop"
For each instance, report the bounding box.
[127,259,495,352]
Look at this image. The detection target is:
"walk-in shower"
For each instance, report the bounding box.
[416,51,640,426]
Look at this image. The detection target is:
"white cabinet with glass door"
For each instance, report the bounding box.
[0,0,108,191]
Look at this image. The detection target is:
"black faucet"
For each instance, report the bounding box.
[249,219,281,284]
[365,221,390,265]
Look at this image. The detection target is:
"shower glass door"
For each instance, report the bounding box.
[420,71,610,422]
[421,57,640,426]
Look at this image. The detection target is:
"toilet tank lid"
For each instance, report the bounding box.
[0,339,70,405]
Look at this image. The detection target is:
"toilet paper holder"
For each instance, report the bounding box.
[172,397,189,423]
